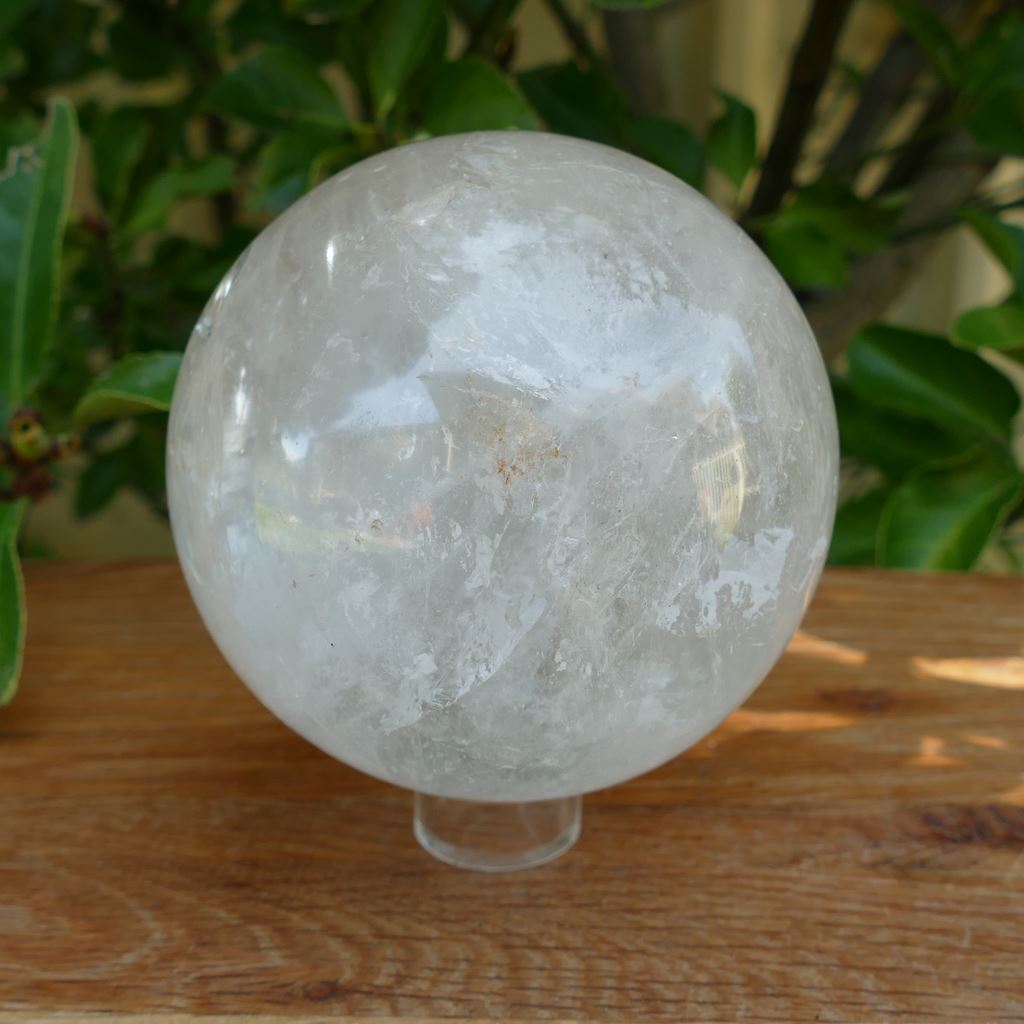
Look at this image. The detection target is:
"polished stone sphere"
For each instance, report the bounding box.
[167,131,837,801]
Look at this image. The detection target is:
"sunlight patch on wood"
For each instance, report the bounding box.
[909,735,962,768]
[788,629,869,666]
[910,656,1024,690]
[718,708,855,737]
[964,733,1011,751]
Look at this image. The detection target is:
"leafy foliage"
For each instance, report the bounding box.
[2,0,1024,706]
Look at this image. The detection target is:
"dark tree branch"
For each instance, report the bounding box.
[872,88,956,196]
[823,32,926,179]
[204,113,236,239]
[744,0,855,221]
[602,8,664,116]
[806,129,997,363]
[543,0,600,67]
[823,0,970,180]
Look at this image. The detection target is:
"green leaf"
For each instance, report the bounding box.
[592,0,672,6]
[228,0,338,62]
[0,98,78,418]
[287,0,373,16]
[953,303,1024,363]
[367,0,444,119]
[762,222,847,288]
[888,0,958,81]
[959,12,1024,100]
[831,375,966,479]
[961,207,1024,296]
[423,58,537,135]
[122,156,236,237]
[847,324,1020,440]
[0,41,27,80]
[706,90,756,190]
[251,125,345,213]
[764,179,902,253]
[74,352,182,427]
[76,448,133,519]
[0,0,34,36]
[91,107,150,222]
[106,6,182,81]
[205,47,348,130]
[517,63,626,145]
[828,489,888,566]
[878,449,1024,569]
[629,116,704,188]
[0,500,26,707]
[968,89,1024,158]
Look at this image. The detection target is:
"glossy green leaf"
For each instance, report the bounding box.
[74,352,182,427]
[828,490,888,566]
[831,376,966,479]
[0,500,26,707]
[424,58,536,135]
[706,90,756,190]
[878,449,1024,569]
[518,63,626,145]
[762,222,847,288]
[961,208,1024,296]
[888,0,958,80]
[0,98,78,418]
[122,156,235,237]
[953,303,1024,363]
[367,0,444,119]
[206,47,348,130]
[592,0,673,6]
[847,325,1020,440]
[629,116,704,188]
[91,107,150,222]
[251,125,344,213]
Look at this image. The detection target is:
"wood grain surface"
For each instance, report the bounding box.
[1,562,1022,1023]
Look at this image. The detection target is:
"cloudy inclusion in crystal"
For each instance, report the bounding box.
[167,131,838,802]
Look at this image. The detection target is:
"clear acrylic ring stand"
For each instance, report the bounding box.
[413,793,582,871]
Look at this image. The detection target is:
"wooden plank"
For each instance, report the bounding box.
[1,562,1022,1021]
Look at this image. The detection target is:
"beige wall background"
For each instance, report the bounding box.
[23,0,1021,559]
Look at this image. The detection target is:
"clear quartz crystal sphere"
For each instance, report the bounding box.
[168,131,837,804]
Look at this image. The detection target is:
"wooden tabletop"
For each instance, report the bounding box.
[1,562,1023,1023]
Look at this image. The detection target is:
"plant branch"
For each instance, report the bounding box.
[893,195,1024,243]
[602,7,664,116]
[543,0,600,67]
[822,0,971,180]
[805,129,997,363]
[203,113,236,238]
[823,31,926,179]
[744,0,855,222]
[873,88,956,196]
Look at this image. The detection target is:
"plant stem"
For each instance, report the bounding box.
[464,0,520,59]
[893,195,1024,242]
[543,0,600,67]
[744,0,855,222]
[603,7,664,116]
[204,113,236,239]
